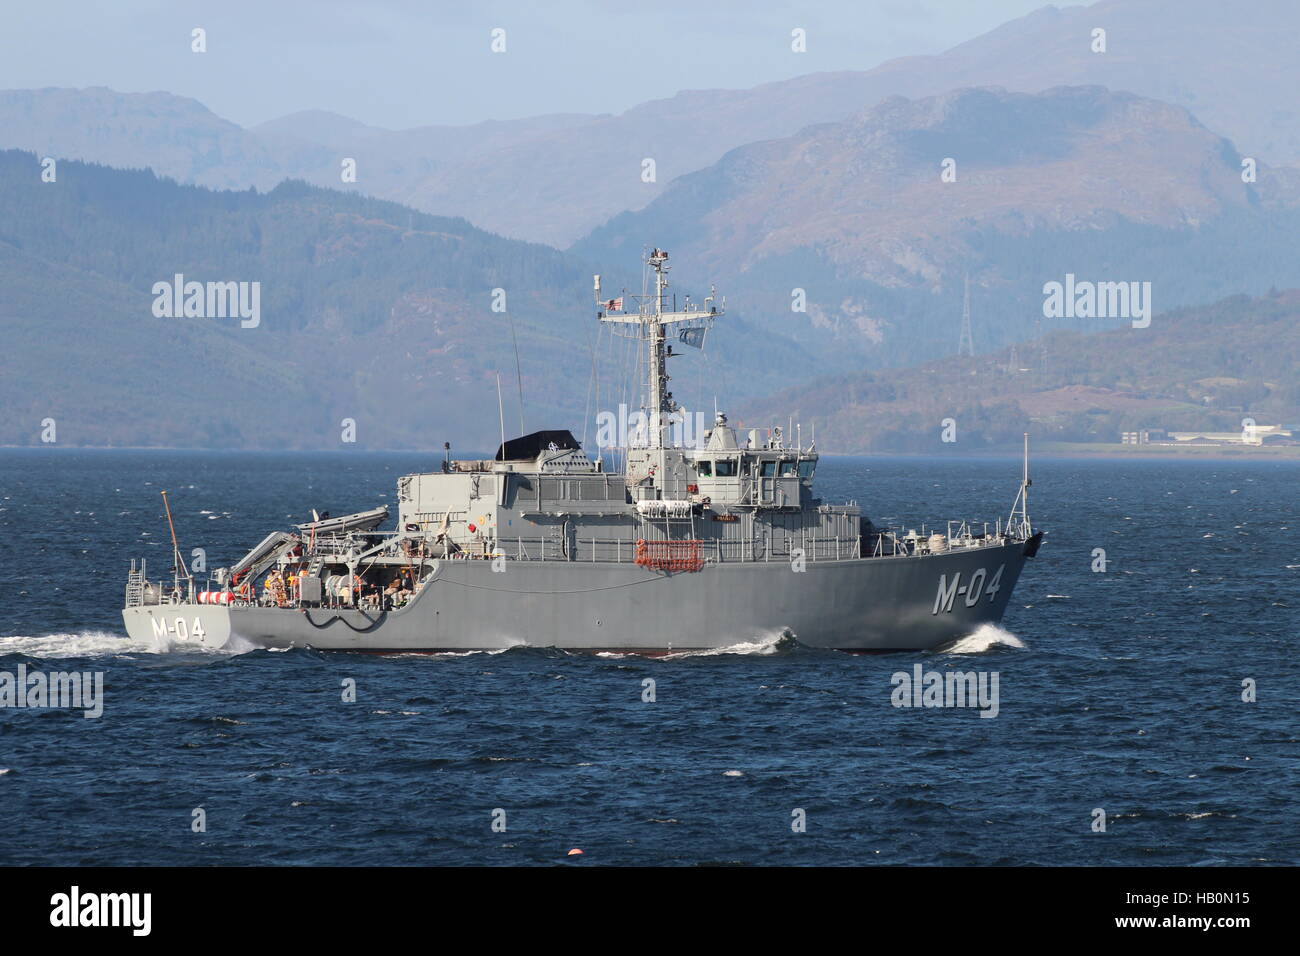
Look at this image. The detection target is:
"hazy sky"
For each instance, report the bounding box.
[2,0,1067,129]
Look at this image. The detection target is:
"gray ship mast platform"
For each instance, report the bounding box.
[596,247,719,454]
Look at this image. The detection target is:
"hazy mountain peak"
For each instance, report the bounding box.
[253,109,389,142]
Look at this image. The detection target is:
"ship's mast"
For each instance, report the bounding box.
[646,250,674,444]
[160,489,191,595]
[596,248,721,450]
[1006,432,1032,538]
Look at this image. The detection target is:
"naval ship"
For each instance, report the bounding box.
[122,248,1042,653]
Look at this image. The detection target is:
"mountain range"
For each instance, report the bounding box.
[4,0,1299,247]
[3,140,1295,453]
[1,0,1298,450]
[576,84,1300,369]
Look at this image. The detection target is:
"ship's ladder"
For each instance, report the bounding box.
[124,562,147,607]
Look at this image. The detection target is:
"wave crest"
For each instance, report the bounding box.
[663,629,792,658]
[940,624,1027,655]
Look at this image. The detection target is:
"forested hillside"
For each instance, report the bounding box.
[0,150,608,448]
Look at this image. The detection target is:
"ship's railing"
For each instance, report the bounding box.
[300,523,887,566]
[125,558,200,607]
[490,530,1018,563]
[868,521,1021,559]
[129,520,1022,604]
[697,534,862,563]
[491,533,864,564]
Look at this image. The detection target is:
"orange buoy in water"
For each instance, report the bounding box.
[567,848,583,856]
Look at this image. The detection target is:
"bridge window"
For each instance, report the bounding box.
[695,460,712,477]
[780,460,798,477]
[715,458,738,477]
[760,461,776,477]
[798,461,816,478]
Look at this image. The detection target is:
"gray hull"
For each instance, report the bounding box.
[123,537,1036,653]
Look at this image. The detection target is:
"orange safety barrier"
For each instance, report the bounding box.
[634,539,704,572]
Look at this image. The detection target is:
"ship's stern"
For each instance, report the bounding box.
[122,604,233,650]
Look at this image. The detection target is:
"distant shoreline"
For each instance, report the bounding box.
[985,441,1300,461]
[821,443,1300,461]
[3,441,1300,462]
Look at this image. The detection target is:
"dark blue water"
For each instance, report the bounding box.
[1,450,1296,865]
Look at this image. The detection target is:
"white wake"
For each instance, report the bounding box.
[941,623,1027,654]
[0,630,173,658]
[662,629,790,659]
[0,630,233,658]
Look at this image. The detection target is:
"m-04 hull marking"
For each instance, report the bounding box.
[932,563,1005,614]
[150,615,208,641]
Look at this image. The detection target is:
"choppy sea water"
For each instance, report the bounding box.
[0,450,1296,866]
